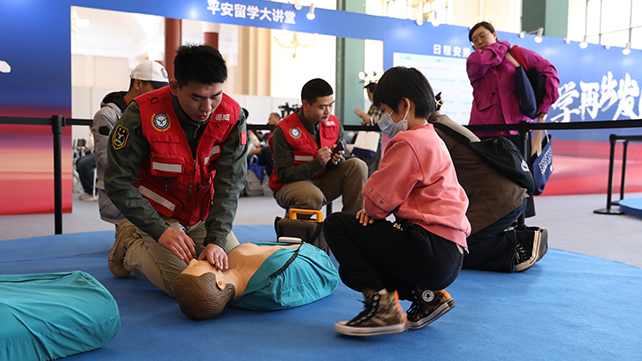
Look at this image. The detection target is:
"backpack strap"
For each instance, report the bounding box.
[432,122,473,146]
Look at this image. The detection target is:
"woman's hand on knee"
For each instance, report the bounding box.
[356,210,375,226]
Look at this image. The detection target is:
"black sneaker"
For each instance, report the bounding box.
[407,289,456,330]
[515,227,548,272]
[334,289,408,336]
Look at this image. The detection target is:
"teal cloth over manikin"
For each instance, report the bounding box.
[229,243,340,311]
[0,271,120,361]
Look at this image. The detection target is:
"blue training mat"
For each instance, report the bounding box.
[2,228,642,361]
[0,271,120,361]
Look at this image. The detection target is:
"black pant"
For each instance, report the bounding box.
[257,145,274,177]
[324,212,463,300]
[463,199,527,272]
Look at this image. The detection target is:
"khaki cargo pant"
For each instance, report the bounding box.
[120,215,239,297]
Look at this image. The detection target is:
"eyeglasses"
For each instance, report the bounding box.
[471,31,490,45]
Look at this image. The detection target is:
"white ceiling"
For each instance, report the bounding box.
[71,6,237,67]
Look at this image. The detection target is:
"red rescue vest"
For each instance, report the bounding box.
[135,87,239,226]
[268,111,340,192]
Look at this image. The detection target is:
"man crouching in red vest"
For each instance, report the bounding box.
[269,78,367,214]
[104,44,247,297]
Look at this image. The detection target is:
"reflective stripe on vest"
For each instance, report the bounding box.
[152,162,182,173]
[204,145,221,165]
[294,155,314,162]
[139,185,176,212]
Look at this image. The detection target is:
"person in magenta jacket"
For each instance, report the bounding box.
[324,67,471,337]
[467,21,560,138]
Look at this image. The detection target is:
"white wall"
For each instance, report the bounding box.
[270,31,337,99]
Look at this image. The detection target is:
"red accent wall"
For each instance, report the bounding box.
[0,124,73,215]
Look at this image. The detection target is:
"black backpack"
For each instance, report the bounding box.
[433,122,535,194]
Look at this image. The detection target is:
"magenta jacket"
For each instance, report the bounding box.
[466,40,560,137]
[361,123,470,248]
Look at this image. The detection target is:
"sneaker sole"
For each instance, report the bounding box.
[334,321,408,336]
[409,298,456,330]
[515,228,548,272]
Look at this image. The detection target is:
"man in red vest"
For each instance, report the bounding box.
[269,78,367,214]
[104,44,247,296]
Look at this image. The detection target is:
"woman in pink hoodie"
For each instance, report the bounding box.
[324,67,471,337]
[467,21,559,138]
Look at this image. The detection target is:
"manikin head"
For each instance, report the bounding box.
[173,259,235,321]
[300,78,335,124]
[170,44,228,123]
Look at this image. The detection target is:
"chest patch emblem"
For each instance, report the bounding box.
[152,113,171,131]
[290,127,301,138]
[112,124,129,150]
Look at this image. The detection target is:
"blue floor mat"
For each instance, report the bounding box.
[1,225,641,361]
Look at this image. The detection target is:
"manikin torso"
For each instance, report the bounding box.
[182,243,299,298]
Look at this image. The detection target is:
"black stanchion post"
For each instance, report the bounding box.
[594,134,624,214]
[518,120,529,159]
[618,140,629,204]
[517,120,530,226]
[52,115,65,234]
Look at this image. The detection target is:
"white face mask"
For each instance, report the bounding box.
[377,107,409,138]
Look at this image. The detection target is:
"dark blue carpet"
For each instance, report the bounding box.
[1,226,641,360]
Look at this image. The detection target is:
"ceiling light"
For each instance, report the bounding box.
[623,42,631,55]
[580,35,588,49]
[534,27,543,43]
[306,3,315,20]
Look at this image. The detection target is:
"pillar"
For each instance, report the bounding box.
[335,0,366,128]
[522,0,569,39]
[164,18,182,80]
[203,22,220,50]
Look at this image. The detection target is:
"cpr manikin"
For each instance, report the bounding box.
[173,242,339,321]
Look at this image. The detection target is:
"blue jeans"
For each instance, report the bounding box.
[76,153,96,194]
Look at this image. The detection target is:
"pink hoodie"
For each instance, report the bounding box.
[466,40,560,137]
[362,123,470,248]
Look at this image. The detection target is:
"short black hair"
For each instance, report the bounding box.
[469,21,496,42]
[127,79,163,92]
[364,82,377,93]
[174,44,228,88]
[373,67,435,119]
[301,78,333,105]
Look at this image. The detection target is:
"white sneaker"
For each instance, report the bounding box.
[79,193,97,201]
